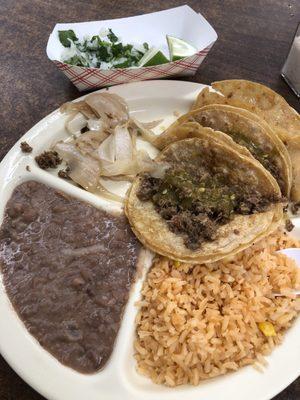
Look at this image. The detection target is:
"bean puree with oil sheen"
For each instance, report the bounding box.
[0,181,141,373]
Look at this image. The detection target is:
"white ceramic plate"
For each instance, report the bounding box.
[0,80,299,400]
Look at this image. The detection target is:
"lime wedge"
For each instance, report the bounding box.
[138,47,169,67]
[166,35,197,61]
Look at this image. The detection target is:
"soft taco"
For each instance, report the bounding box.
[126,131,284,263]
[155,104,292,197]
[191,79,300,202]
[192,80,300,141]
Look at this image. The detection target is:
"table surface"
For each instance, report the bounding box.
[0,0,299,399]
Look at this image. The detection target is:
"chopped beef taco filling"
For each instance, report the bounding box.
[35,151,62,170]
[137,157,281,250]
[20,141,33,153]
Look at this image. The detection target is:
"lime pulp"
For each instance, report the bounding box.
[166,35,197,61]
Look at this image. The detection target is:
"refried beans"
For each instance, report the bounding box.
[0,181,141,373]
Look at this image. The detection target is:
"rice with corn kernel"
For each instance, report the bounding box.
[134,229,300,387]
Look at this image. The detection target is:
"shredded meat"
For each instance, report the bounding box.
[168,212,217,250]
[137,175,160,201]
[235,193,275,214]
[20,142,32,153]
[58,166,71,180]
[35,151,62,170]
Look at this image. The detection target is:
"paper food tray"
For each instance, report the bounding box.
[46,5,217,91]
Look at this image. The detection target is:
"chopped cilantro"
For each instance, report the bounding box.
[59,27,151,69]
[64,55,89,67]
[111,43,124,57]
[123,44,133,55]
[91,35,99,43]
[97,46,110,62]
[58,30,78,47]
[107,28,118,43]
[113,59,131,68]
[86,38,98,51]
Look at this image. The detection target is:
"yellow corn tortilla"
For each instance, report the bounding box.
[126,134,283,264]
[155,104,292,197]
[192,80,300,141]
[192,80,300,201]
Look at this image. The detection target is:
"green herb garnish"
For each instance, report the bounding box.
[58,28,150,69]
[107,28,118,43]
[111,43,124,57]
[58,30,78,47]
[64,55,89,67]
[97,46,110,62]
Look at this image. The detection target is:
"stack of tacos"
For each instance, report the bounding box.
[125,80,298,263]
[192,80,300,202]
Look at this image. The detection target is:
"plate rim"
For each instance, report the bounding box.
[0,79,299,400]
